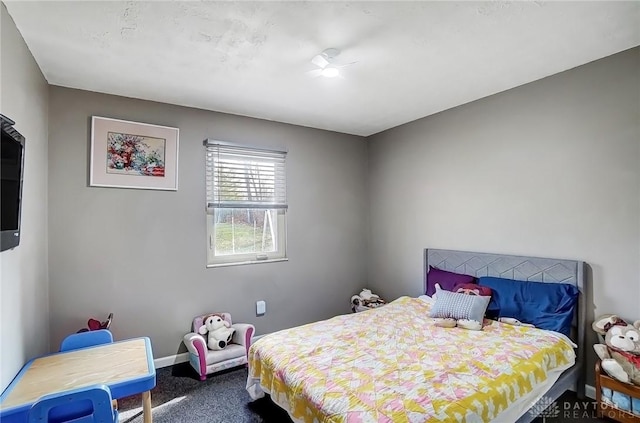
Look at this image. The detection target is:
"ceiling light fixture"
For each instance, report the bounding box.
[321,67,339,78]
[307,48,356,79]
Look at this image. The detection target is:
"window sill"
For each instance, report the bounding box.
[207,258,288,268]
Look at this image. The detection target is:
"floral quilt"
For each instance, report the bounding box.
[246,296,575,422]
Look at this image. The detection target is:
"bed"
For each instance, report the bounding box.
[246,249,586,422]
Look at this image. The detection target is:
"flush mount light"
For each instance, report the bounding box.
[321,67,339,78]
[307,48,356,79]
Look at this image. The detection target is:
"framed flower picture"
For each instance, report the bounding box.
[90,116,179,190]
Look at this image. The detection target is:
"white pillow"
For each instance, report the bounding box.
[429,285,490,322]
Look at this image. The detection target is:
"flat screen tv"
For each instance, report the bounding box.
[1,114,25,252]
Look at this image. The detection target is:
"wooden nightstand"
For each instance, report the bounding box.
[595,360,640,422]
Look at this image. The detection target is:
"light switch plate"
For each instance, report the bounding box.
[256,300,266,316]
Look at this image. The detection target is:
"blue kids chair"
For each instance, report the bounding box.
[58,330,118,410]
[59,329,113,352]
[28,384,118,423]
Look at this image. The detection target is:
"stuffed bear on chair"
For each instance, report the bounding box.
[183,312,255,381]
[198,314,235,350]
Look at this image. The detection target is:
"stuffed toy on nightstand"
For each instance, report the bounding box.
[351,289,386,312]
[593,314,640,417]
[593,315,640,385]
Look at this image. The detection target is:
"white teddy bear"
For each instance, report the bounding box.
[359,289,380,301]
[198,314,235,351]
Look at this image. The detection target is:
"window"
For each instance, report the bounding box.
[204,140,287,266]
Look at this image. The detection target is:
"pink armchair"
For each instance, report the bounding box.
[182,312,254,381]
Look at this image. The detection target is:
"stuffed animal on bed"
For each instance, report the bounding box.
[593,315,640,386]
[454,283,492,297]
[198,314,235,351]
[432,283,492,331]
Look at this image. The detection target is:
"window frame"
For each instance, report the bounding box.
[204,140,288,267]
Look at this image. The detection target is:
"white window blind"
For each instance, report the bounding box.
[205,141,287,211]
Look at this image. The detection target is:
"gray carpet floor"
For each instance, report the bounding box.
[117,363,292,423]
[116,363,609,422]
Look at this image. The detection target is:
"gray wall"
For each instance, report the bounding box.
[7,9,636,392]
[0,3,49,391]
[367,47,640,385]
[47,86,368,359]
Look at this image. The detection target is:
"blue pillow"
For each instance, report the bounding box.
[478,276,579,337]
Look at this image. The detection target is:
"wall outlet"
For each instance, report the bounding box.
[256,300,266,316]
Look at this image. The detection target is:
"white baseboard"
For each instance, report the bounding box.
[585,384,595,399]
[154,334,270,369]
[154,352,189,369]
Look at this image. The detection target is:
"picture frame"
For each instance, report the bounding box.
[90,116,179,191]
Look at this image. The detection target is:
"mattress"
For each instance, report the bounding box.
[247,296,576,423]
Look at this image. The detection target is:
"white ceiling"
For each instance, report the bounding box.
[5,1,640,136]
